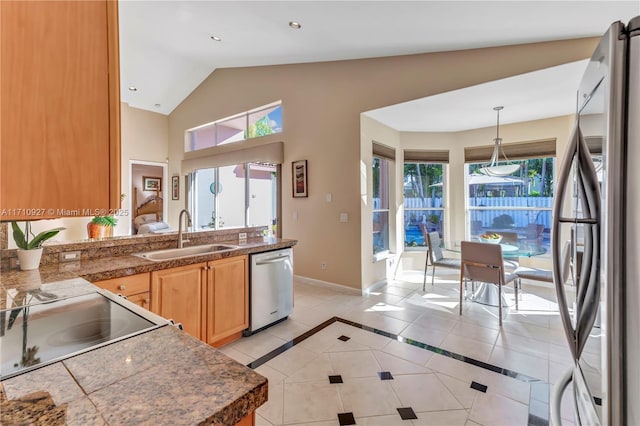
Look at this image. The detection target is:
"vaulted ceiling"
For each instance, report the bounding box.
[119,1,638,129]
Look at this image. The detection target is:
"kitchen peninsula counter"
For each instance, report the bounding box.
[0,236,295,424]
[1,324,267,425]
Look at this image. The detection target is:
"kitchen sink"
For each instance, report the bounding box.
[133,244,239,262]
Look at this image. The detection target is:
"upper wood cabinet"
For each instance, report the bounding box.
[0,0,120,220]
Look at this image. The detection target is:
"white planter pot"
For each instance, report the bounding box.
[17,248,43,271]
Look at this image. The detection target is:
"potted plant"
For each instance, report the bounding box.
[427,213,440,232]
[11,221,65,271]
[87,215,118,239]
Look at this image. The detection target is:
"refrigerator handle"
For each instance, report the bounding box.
[552,122,580,360]
[551,366,574,426]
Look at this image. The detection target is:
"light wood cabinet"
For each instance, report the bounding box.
[151,263,207,340]
[149,256,248,346]
[0,0,120,220]
[126,292,151,310]
[94,273,152,311]
[206,255,249,347]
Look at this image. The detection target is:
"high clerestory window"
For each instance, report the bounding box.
[185,101,282,152]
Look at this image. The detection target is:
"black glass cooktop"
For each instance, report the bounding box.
[1,291,166,380]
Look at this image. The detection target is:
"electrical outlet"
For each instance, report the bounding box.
[59,250,81,263]
[238,232,247,240]
[321,262,327,270]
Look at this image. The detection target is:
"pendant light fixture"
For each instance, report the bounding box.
[478,106,521,176]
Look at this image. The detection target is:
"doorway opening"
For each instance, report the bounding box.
[129,160,168,235]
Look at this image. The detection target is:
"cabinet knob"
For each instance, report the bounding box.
[118,284,126,290]
[144,299,150,305]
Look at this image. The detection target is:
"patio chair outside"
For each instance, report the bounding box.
[459,241,520,326]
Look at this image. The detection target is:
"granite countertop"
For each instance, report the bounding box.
[1,237,297,297]
[1,325,268,425]
[0,237,293,424]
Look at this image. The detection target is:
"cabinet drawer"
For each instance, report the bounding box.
[127,292,151,311]
[94,273,150,296]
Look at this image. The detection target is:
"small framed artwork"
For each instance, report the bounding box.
[171,176,180,200]
[143,176,161,191]
[292,160,308,198]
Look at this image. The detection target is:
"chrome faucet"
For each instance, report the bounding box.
[177,209,192,248]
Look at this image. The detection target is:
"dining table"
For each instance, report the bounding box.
[443,239,547,307]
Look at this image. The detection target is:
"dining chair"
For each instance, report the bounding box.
[459,241,519,326]
[423,229,461,291]
[497,231,520,271]
[514,240,572,285]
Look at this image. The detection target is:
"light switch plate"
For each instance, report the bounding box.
[340,213,348,223]
[325,193,332,202]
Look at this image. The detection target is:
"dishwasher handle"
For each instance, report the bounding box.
[255,255,291,265]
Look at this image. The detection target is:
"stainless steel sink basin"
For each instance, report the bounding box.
[133,244,239,262]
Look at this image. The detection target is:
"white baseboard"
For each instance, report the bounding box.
[363,279,388,295]
[294,275,362,295]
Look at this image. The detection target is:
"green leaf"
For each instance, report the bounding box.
[27,227,65,250]
[90,215,117,226]
[11,221,28,250]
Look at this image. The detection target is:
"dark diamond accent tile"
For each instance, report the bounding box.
[470,381,488,393]
[378,371,394,380]
[594,396,602,406]
[329,375,343,384]
[397,407,418,420]
[338,412,356,425]
[338,335,351,342]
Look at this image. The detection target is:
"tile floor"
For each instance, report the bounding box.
[220,269,602,426]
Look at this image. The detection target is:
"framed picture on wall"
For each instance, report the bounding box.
[292,160,308,198]
[171,176,180,200]
[143,176,161,191]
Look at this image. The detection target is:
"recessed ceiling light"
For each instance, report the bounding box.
[154,103,161,108]
[210,35,221,42]
[289,21,301,29]
[128,86,137,91]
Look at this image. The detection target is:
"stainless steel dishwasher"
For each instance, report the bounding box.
[246,248,293,334]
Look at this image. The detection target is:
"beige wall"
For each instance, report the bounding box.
[8,104,169,246]
[167,37,597,291]
[121,104,170,234]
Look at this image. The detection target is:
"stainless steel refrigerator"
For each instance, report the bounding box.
[551,16,639,426]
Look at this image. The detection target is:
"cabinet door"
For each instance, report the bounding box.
[207,255,248,346]
[151,263,207,340]
[0,0,120,220]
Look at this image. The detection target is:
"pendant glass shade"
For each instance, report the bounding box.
[478,106,520,176]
